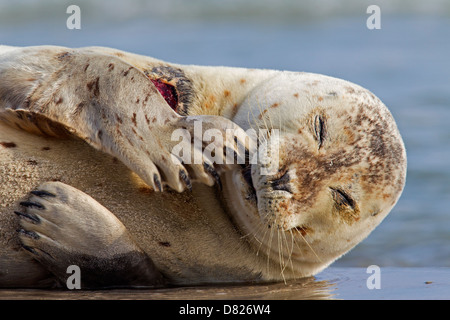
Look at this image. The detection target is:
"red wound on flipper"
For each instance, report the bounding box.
[150,79,178,111]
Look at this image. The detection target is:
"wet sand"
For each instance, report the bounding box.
[0,267,449,300]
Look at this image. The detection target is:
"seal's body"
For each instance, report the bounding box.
[0,46,407,288]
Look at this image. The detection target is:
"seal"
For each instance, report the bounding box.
[0,45,407,288]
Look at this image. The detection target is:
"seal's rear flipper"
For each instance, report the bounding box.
[15,181,165,289]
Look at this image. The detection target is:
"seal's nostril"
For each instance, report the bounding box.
[271,171,293,194]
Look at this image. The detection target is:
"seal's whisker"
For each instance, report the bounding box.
[246,107,258,137]
[252,233,263,245]
[255,95,271,139]
[266,220,276,277]
[247,103,266,147]
[258,225,272,254]
[254,219,270,256]
[240,217,268,255]
[283,230,294,276]
[264,92,276,139]
[291,231,304,256]
[271,216,284,281]
[304,93,314,109]
[252,95,271,147]
[239,214,267,242]
[276,227,285,283]
[261,91,275,139]
[278,108,281,132]
[239,230,256,240]
[277,224,287,284]
[246,98,258,128]
[281,227,294,275]
[278,109,286,136]
[288,229,299,280]
[290,231,311,280]
[247,211,273,270]
[293,227,322,263]
[279,228,287,273]
[244,98,259,135]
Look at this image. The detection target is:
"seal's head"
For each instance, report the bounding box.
[225,72,407,280]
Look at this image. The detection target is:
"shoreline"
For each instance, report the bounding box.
[0,267,448,300]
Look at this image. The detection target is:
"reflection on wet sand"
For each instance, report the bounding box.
[0,276,336,300]
[2,268,450,299]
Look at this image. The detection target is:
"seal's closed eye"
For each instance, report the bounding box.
[314,115,327,149]
[330,187,355,209]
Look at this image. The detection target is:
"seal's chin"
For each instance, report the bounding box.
[223,167,324,280]
[223,164,294,233]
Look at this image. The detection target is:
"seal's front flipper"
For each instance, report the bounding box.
[15,181,165,289]
[0,46,249,193]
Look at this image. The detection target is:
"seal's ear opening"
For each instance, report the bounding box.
[149,78,178,112]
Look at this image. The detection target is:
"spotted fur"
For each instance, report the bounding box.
[0,45,407,287]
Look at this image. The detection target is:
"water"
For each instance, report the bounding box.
[1,0,450,297]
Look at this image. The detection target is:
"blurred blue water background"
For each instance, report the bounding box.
[1,0,449,268]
